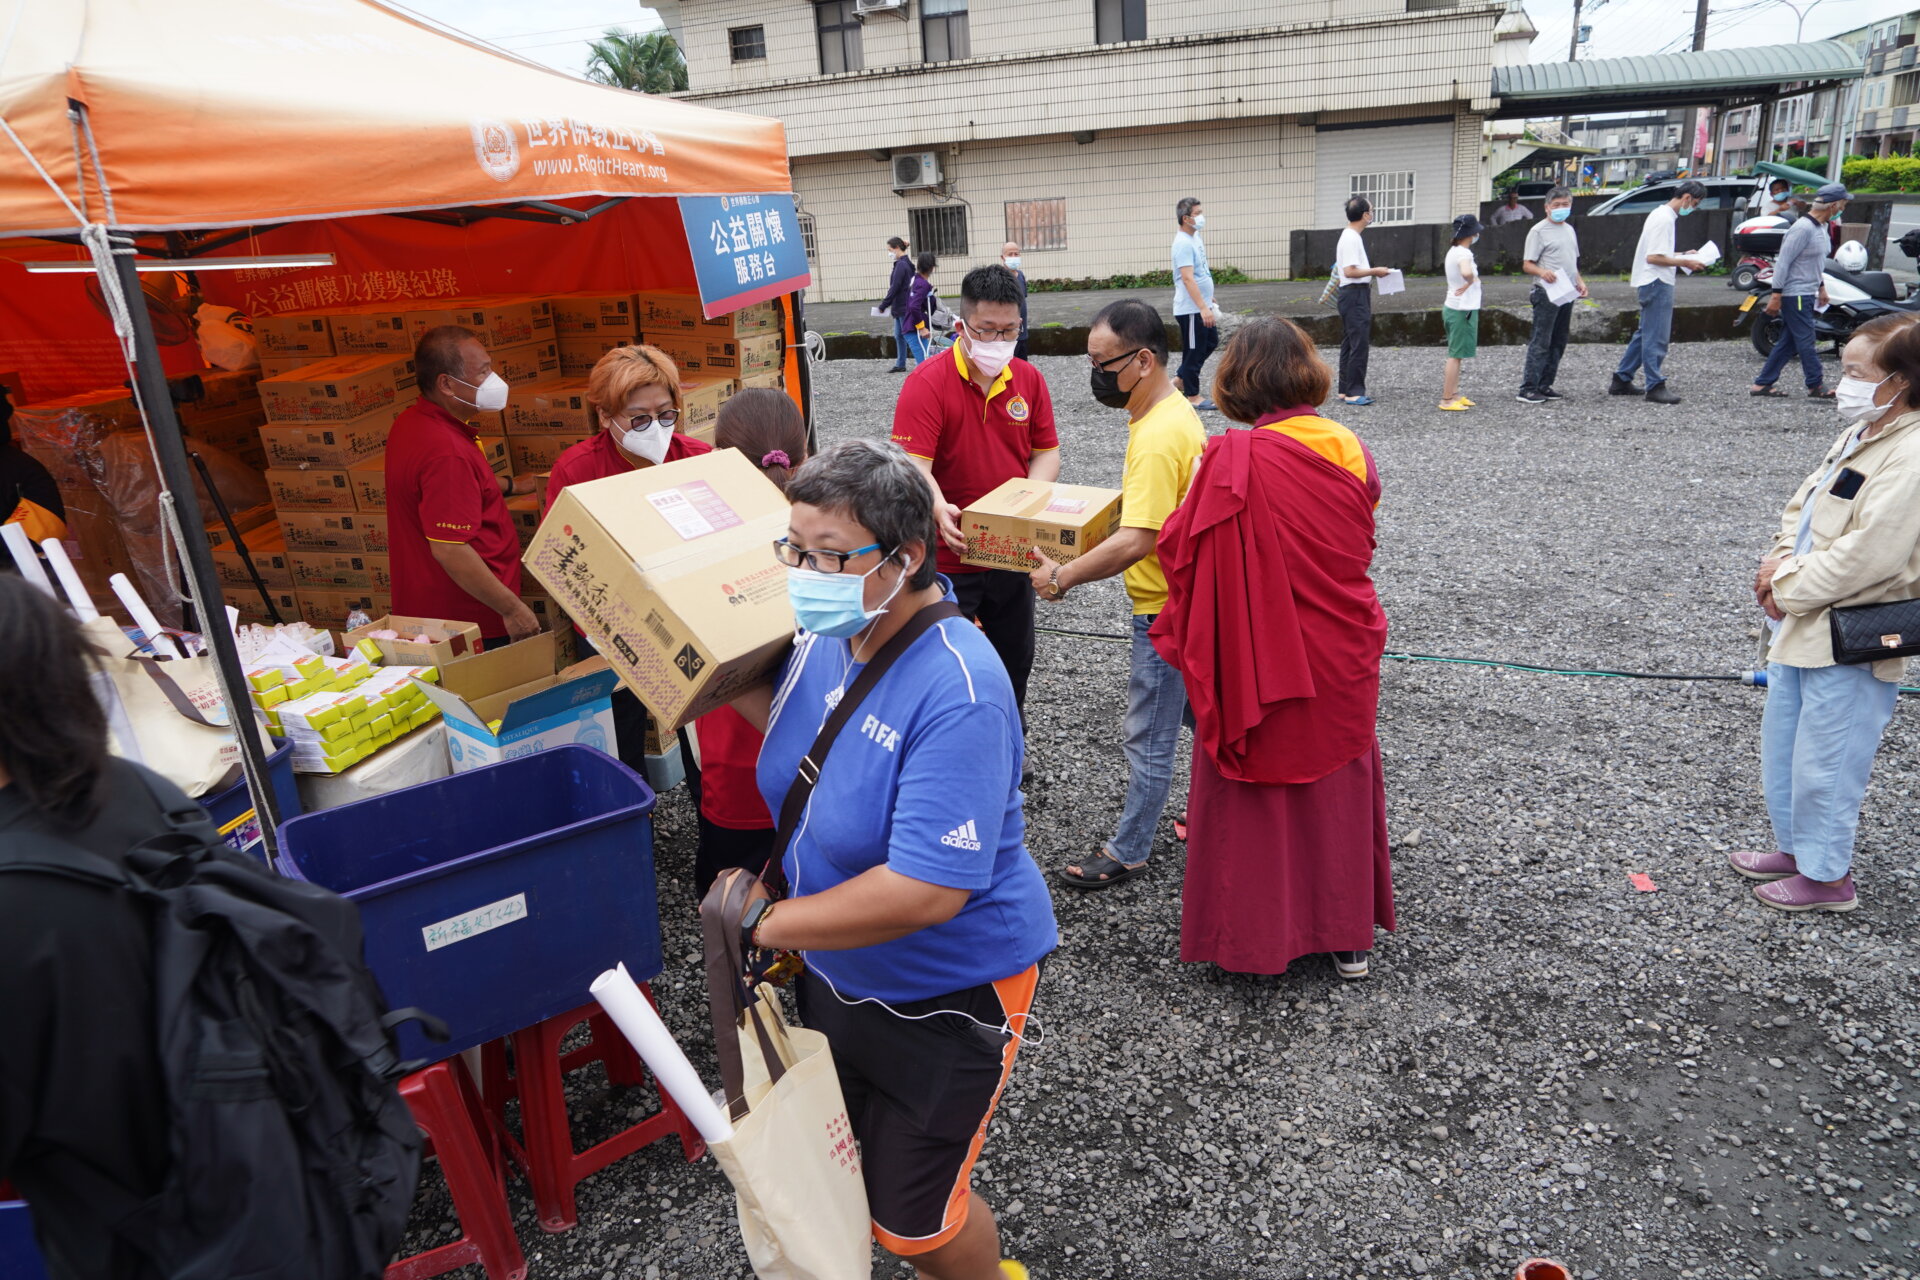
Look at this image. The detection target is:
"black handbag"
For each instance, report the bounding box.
[1829,597,1920,665]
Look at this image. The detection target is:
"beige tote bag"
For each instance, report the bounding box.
[84,616,265,798]
[702,876,871,1280]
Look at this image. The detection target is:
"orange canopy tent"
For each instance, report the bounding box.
[0,0,807,861]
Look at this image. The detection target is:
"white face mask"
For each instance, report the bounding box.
[962,323,1017,379]
[449,371,509,413]
[617,419,675,465]
[1836,373,1894,423]
[1004,255,1022,271]
[1191,214,1206,231]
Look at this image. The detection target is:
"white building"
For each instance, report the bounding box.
[655,0,1527,300]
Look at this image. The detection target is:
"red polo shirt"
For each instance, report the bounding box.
[541,427,714,515]
[890,345,1058,575]
[385,397,523,635]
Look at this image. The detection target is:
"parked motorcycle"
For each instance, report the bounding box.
[1735,234,1920,359]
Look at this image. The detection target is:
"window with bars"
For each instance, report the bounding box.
[1349,172,1416,225]
[908,205,968,258]
[1094,0,1145,43]
[796,212,819,264]
[816,1,863,75]
[1004,198,1067,252]
[729,25,766,61]
[923,0,970,63]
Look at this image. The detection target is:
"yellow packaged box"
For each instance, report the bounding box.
[257,408,394,469]
[327,306,413,355]
[254,310,336,358]
[509,434,587,475]
[403,296,554,349]
[265,467,358,512]
[278,509,390,555]
[552,292,640,337]
[524,448,794,731]
[959,479,1123,571]
[291,551,393,594]
[348,455,386,510]
[211,527,295,591]
[505,379,595,436]
[259,353,418,424]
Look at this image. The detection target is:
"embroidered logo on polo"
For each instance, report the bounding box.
[940,820,982,851]
[1006,395,1030,422]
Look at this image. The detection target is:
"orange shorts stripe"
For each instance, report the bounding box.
[871,963,1039,1257]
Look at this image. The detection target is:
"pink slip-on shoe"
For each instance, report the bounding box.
[1755,873,1857,912]
[1728,849,1797,881]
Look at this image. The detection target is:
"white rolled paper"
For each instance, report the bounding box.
[39,538,98,621]
[2,522,55,597]
[109,572,183,660]
[590,962,734,1145]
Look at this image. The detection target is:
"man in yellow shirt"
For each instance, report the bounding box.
[1030,299,1208,888]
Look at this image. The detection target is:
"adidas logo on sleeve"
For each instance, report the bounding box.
[940,820,983,851]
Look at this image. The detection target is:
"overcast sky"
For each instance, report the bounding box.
[387,0,1919,78]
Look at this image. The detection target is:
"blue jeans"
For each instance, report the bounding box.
[901,323,929,365]
[1615,280,1675,388]
[1761,661,1899,881]
[1756,294,1825,390]
[1104,614,1189,864]
[892,314,916,369]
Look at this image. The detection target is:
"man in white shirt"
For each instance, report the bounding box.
[1490,192,1535,226]
[1334,196,1393,405]
[1611,180,1707,405]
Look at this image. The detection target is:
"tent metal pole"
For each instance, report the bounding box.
[105,236,285,867]
[790,289,816,456]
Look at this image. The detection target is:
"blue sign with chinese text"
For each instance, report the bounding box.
[677,194,811,319]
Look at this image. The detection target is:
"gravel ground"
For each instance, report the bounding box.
[406,340,1920,1280]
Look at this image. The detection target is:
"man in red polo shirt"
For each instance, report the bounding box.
[892,264,1059,717]
[386,325,538,645]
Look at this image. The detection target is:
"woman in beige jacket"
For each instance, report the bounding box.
[1734,312,1920,912]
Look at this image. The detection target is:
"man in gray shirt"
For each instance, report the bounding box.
[1517,185,1587,403]
[1751,181,1845,399]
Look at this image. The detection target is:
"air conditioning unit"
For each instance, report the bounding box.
[854,0,907,16]
[892,151,942,190]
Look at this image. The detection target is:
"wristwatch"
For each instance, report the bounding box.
[1047,566,1066,599]
[740,897,776,950]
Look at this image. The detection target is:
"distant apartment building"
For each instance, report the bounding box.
[1557,109,1688,185]
[1718,11,1918,167]
[654,0,1526,300]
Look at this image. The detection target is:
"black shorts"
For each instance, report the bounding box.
[796,964,1039,1255]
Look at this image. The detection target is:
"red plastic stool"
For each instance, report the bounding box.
[490,988,705,1232]
[386,1057,527,1280]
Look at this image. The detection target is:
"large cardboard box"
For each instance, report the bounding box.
[257,407,394,468]
[652,331,781,379]
[740,371,785,393]
[344,615,484,667]
[224,585,302,626]
[959,479,1123,571]
[279,509,391,554]
[259,355,323,377]
[637,292,780,337]
[475,433,511,480]
[552,292,640,337]
[557,335,635,379]
[171,368,263,422]
[402,296,554,349]
[416,635,621,774]
[348,455,387,510]
[327,306,413,355]
[506,493,542,548]
[504,379,595,436]
[297,589,391,630]
[524,449,793,731]
[290,551,393,594]
[210,526,295,591]
[509,434,588,475]
[254,310,336,358]
[678,375,731,437]
[259,353,417,423]
[265,466,358,512]
[202,503,276,549]
[492,338,561,387]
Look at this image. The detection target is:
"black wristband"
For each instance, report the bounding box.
[740,897,774,949]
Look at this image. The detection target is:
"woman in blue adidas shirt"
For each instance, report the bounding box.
[722,439,1056,1280]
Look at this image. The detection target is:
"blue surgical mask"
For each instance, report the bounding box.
[786,556,905,638]
[1678,204,1696,217]
[1549,207,1572,223]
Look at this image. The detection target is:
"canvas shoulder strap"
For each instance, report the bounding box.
[762,600,961,895]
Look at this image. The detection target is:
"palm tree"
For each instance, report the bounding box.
[584,29,688,94]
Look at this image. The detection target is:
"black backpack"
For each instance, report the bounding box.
[0,768,441,1279]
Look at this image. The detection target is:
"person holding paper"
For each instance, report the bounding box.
[1170,196,1219,411]
[1029,300,1206,889]
[1517,186,1588,405]
[720,439,1058,1280]
[1610,180,1707,405]
[1334,197,1392,406]
[1751,182,1847,401]
[1439,215,1482,412]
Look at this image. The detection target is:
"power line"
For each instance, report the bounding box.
[491,17,657,44]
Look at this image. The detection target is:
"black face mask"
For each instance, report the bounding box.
[1089,350,1145,410]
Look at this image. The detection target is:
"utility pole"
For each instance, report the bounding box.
[1689,0,1710,173]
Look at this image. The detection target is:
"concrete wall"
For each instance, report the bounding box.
[1289,209,1741,279]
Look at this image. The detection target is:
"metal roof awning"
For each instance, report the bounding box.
[1491,41,1864,117]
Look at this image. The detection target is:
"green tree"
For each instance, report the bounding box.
[584,28,688,94]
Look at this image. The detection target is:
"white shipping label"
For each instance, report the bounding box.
[646,481,743,541]
[1044,498,1088,515]
[421,892,528,951]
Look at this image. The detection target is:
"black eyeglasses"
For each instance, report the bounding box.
[623,410,679,431]
[773,537,884,573]
[1088,347,1146,371]
[961,321,1021,343]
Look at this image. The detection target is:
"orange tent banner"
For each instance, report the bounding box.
[0,0,791,237]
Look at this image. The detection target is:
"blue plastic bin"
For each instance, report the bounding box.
[198,736,301,860]
[275,745,660,1062]
[0,1201,50,1280]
